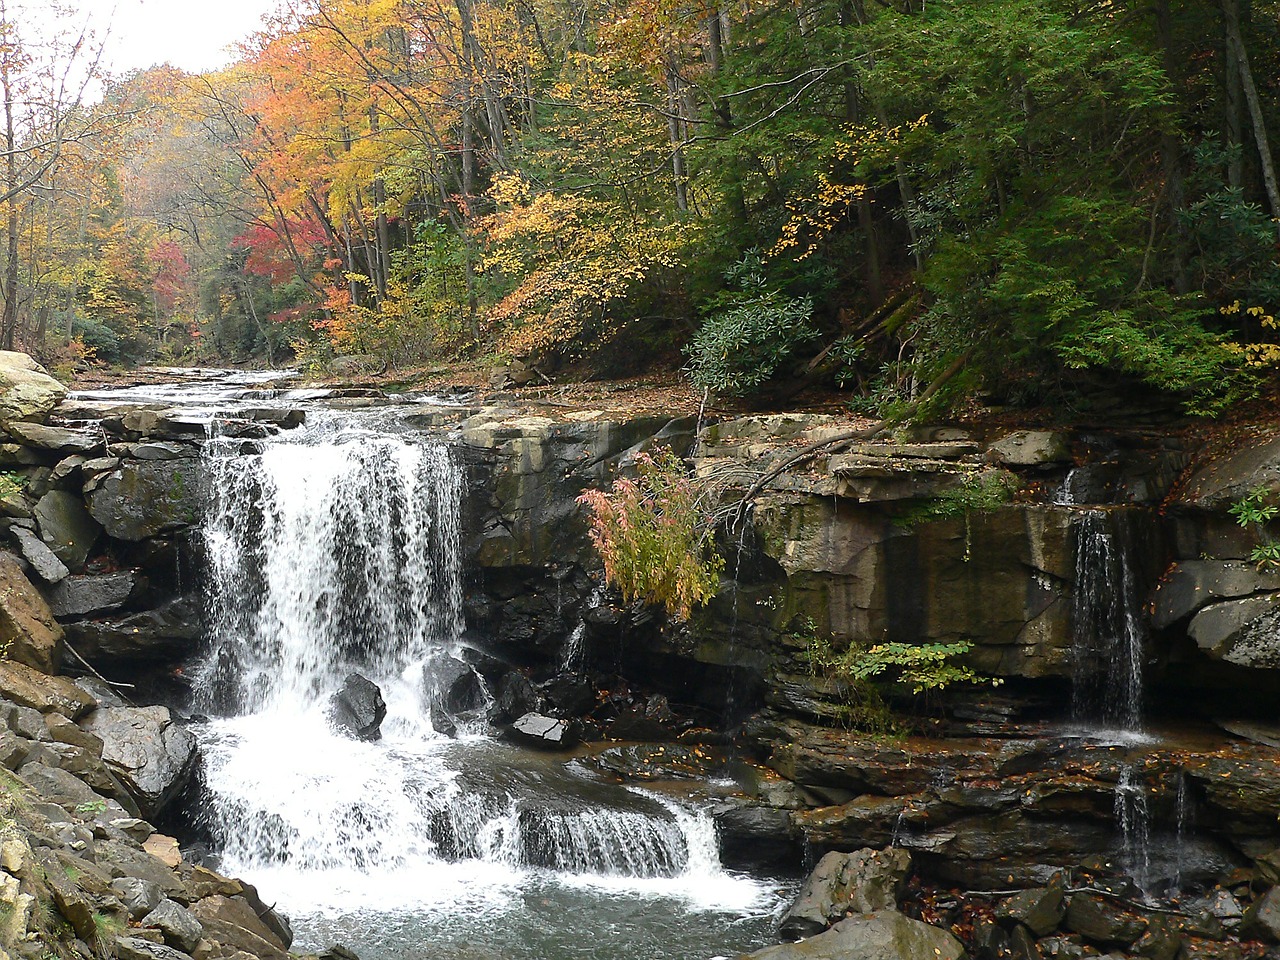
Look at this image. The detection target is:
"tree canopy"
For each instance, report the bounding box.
[1,0,1279,415]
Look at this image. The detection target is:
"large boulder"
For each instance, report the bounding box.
[741,910,965,960]
[780,847,912,940]
[1064,893,1148,947]
[1240,887,1280,943]
[1178,434,1280,510]
[86,458,201,541]
[189,895,289,960]
[46,570,142,619]
[62,597,200,665]
[141,898,203,952]
[0,551,63,672]
[327,673,386,741]
[1152,561,1280,629]
[996,880,1067,937]
[988,430,1071,467]
[0,352,66,423]
[423,656,487,717]
[83,705,198,817]
[5,421,101,455]
[1188,594,1280,668]
[33,489,101,570]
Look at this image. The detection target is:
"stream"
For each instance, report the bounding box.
[77,370,791,960]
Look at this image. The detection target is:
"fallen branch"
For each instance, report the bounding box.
[62,637,138,705]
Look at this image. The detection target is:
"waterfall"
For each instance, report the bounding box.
[190,418,771,929]
[199,423,463,717]
[1070,509,1146,732]
[558,584,605,672]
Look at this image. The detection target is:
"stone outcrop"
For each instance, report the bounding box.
[780,847,912,940]
[0,552,63,672]
[83,705,198,818]
[0,351,66,423]
[4,363,1280,960]
[85,458,201,542]
[0,654,304,960]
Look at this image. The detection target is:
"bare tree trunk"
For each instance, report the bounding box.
[1223,0,1280,238]
[1223,5,1244,189]
[0,24,17,352]
[706,10,723,72]
[665,65,688,211]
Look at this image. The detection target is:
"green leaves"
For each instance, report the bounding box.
[803,623,998,732]
[685,252,817,397]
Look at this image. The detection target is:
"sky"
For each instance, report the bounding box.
[61,0,280,75]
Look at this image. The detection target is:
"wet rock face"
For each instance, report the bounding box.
[327,673,387,741]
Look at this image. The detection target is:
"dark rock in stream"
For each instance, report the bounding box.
[327,673,387,741]
[495,671,544,722]
[424,656,488,717]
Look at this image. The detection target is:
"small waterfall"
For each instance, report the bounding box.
[1173,770,1195,895]
[1114,765,1152,890]
[1056,467,1083,506]
[1070,509,1146,732]
[559,584,605,672]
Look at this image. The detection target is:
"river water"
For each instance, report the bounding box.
[76,371,790,960]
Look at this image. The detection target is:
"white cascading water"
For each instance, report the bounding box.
[1069,509,1146,734]
[192,418,770,932]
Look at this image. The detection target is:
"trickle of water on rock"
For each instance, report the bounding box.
[190,413,784,960]
[1114,764,1153,893]
[1173,769,1195,896]
[558,584,604,673]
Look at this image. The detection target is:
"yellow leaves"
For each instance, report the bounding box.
[488,173,533,210]
[1224,341,1280,369]
[1221,299,1280,368]
[1220,299,1276,327]
[772,173,868,260]
[769,118,929,261]
[479,181,690,357]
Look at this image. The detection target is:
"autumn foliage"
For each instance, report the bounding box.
[577,449,724,620]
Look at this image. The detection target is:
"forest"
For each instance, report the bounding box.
[2,0,1280,414]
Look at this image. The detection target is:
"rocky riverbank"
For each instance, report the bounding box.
[7,353,1280,959]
